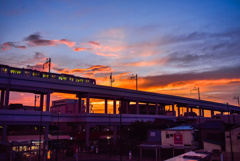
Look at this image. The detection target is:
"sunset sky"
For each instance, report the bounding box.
[1,0,240,109]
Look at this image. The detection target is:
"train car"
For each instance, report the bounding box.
[0,64,96,85]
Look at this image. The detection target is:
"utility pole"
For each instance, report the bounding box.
[130,74,138,90]
[110,73,115,87]
[233,96,239,106]
[43,58,51,73]
[191,87,202,149]
[190,87,200,100]
[226,103,234,161]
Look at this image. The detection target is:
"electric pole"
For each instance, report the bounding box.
[131,74,138,90]
[233,96,239,106]
[190,87,200,100]
[110,73,115,87]
[43,58,51,73]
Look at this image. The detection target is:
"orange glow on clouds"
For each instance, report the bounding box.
[73,47,86,51]
[55,39,76,47]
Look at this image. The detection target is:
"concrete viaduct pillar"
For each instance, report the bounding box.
[186,106,189,116]
[113,98,117,114]
[0,90,5,109]
[211,110,214,116]
[172,104,175,116]
[86,93,90,113]
[4,88,10,109]
[105,99,108,114]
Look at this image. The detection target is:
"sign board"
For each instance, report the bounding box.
[174,133,183,144]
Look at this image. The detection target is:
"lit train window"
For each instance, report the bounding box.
[10,70,21,74]
[85,79,90,83]
[1,68,7,73]
[25,71,30,76]
[59,76,67,80]
[51,75,57,79]
[43,74,49,78]
[76,79,84,82]
[69,77,74,81]
[32,72,39,77]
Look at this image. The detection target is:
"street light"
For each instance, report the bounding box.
[233,96,239,106]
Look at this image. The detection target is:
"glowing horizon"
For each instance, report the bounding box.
[0,0,240,108]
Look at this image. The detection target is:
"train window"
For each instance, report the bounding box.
[1,68,8,73]
[10,69,21,74]
[59,76,67,80]
[69,77,74,81]
[32,72,39,77]
[85,79,90,83]
[51,75,57,79]
[43,74,49,78]
[25,71,30,76]
[76,79,83,82]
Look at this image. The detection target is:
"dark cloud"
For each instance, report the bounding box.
[141,66,240,88]
[34,52,46,60]
[1,42,26,51]
[24,33,56,46]
[53,65,111,76]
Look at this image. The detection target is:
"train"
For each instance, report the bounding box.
[0,64,96,85]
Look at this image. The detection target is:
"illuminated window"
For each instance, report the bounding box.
[69,77,74,81]
[10,69,21,74]
[76,79,84,82]
[32,72,39,77]
[25,71,30,76]
[1,68,8,73]
[51,75,57,79]
[85,79,90,83]
[43,74,49,78]
[58,76,67,80]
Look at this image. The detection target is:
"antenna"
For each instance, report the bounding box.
[43,58,51,73]
[110,73,115,86]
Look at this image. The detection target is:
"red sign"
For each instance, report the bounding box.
[174,133,183,144]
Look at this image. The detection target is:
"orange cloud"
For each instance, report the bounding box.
[55,39,76,47]
[73,47,87,51]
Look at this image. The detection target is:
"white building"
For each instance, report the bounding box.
[161,126,195,147]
